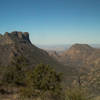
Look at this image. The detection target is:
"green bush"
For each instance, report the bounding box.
[20,63,63,100]
[2,56,28,86]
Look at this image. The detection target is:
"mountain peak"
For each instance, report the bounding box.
[0,31,31,45]
[69,43,93,51]
[61,43,94,58]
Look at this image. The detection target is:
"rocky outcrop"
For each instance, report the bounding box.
[23,32,30,42]
[0,31,31,45]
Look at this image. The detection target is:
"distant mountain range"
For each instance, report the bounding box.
[47,44,100,73]
[37,44,71,52]
[38,44,100,52]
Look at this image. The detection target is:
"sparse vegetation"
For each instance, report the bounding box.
[0,32,99,100]
[19,63,63,100]
[65,87,89,100]
[1,56,28,87]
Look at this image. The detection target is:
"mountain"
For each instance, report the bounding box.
[38,44,100,53]
[0,31,81,87]
[0,32,100,98]
[0,31,67,73]
[0,31,80,99]
[1,32,100,95]
[50,44,100,69]
[48,43,100,95]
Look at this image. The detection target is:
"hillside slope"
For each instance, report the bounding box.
[48,44,100,88]
[50,44,100,69]
[0,31,67,73]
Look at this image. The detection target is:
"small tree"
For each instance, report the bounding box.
[2,56,29,86]
[20,63,63,100]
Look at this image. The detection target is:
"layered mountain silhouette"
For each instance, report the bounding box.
[1,32,100,94]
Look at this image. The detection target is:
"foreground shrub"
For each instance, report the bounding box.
[20,63,63,100]
[2,56,29,86]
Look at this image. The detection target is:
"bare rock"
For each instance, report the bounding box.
[17,32,23,39]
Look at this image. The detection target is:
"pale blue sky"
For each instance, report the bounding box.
[0,0,100,45]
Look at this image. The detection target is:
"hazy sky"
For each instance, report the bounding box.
[0,0,100,45]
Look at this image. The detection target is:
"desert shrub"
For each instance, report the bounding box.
[20,63,63,100]
[65,87,89,100]
[2,56,29,86]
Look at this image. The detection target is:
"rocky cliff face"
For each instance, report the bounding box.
[0,31,31,45]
